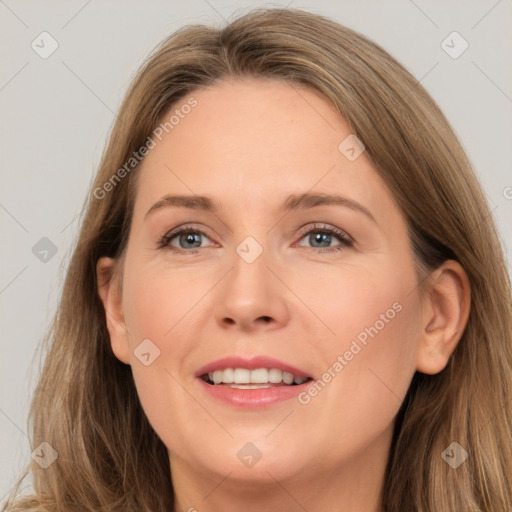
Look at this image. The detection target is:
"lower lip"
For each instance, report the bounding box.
[197,378,311,408]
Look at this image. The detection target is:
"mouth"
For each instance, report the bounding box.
[194,356,314,407]
[199,367,313,389]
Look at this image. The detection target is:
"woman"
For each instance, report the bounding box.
[3,7,511,512]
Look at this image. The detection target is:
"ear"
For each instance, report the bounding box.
[96,256,131,364]
[416,260,471,374]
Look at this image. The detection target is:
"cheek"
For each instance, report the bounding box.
[120,264,208,458]
[295,262,421,446]
[122,255,206,346]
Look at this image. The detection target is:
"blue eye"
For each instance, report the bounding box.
[159,225,212,252]
[296,224,353,252]
[159,223,353,254]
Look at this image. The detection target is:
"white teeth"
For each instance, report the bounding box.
[212,370,223,385]
[222,368,234,383]
[282,372,294,385]
[268,368,282,383]
[250,368,269,383]
[233,368,251,384]
[204,368,309,386]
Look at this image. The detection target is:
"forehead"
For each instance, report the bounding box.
[132,77,399,223]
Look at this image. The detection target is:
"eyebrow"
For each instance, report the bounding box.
[144,192,377,224]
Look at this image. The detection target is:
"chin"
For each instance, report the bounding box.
[190,435,314,482]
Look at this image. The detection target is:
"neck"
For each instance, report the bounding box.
[170,425,392,512]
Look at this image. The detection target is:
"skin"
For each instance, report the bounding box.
[97,77,471,512]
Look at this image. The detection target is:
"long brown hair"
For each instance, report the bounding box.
[3,8,512,511]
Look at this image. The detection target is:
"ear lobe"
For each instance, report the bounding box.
[416,260,471,375]
[96,256,131,365]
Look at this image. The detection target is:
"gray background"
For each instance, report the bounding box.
[1,0,511,500]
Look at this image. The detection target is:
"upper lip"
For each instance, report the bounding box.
[195,356,312,379]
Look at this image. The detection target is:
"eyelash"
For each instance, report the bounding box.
[158,223,354,255]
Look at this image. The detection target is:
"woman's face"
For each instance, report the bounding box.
[105,78,425,486]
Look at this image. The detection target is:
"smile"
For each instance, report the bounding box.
[201,367,312,388]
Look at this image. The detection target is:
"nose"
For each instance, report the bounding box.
[214,247,290,333]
